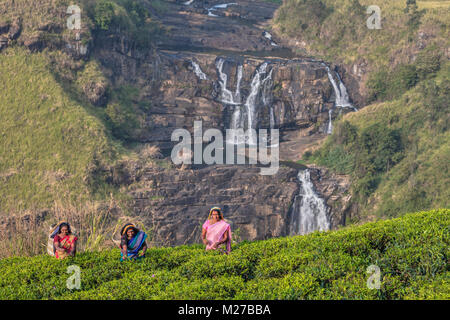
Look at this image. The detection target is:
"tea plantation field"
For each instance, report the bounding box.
[0,209,448,300]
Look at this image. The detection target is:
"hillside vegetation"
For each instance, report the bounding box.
[0,209,448,300]
[273,0,449,69]
[0,47,122,213]
[306,63,449,219]
[275,0,450,220]
[0,0,167,215]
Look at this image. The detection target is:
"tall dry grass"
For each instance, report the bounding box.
[0,195,126,259]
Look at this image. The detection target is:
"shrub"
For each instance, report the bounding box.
[0,209,448,300]
[415,46,442,80]
[92,0,116,31]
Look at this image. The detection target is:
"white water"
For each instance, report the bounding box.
[230,65,244,130]
[183,0,194,5]
[244,63,269,145]
[218,61,274,145]
[208,3,237,16]
[270,107,275,129]
[324,64,358,134]
[216,58,242,106]
[327,109,333,134]
[263,31,279,47]
[289,169,330,235]
[191,61,208,80]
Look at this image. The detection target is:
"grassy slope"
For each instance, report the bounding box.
[309,64,449,219]
[343,66,449,217]
[0,0,167,214]
[0,47,121,213]
[0,209,448,300]
[273,0,450,67]
[274,0,449,220]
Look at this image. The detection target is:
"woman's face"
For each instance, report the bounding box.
[60,226,68,236]
[211,211,220,222]
[127,228,135,239]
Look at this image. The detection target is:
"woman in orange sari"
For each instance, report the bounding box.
[50,222,78,259]
[202,207,232,254]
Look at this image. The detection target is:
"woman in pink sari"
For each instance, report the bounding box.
[202,207,232,254]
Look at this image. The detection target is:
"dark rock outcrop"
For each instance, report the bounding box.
[128,164,299,246]
[307,166,355,229]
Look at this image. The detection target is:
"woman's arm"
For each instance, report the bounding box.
[69,240,77,256]
[54,237,64,252]
[202,228,208,245]
[120,236,129,259]
[213,228,229,248]
[140,241,147,256]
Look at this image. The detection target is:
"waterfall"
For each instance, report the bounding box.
[325,64,353,108]
[217,60,273,145]
[183,0,194,5]
[230,65,244,130]
[244,62,269,145]
[323,64,357,134]
[208,3,237,16]
[216,58,242,106]
[191,61,208,80]
[327,109,333,134]
[270,107,275,129]
[263,31,279,47]
[289,169,330,236]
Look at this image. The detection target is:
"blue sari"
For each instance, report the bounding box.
[120,231,147,261]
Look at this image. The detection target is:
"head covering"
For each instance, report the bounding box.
[121,223,138,236]
[50,221,72,239]
[208,207,223,220]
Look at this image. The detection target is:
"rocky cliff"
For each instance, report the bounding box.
[0,0,357,245]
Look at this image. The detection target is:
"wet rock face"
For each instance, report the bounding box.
[131,52,335,150]
[160,0,280,52]
[306,166,355,229]
[129,165,299,246]
[122,162,352,246]
[0,0,357,243]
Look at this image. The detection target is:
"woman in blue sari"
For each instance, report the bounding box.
[120,223,147,261]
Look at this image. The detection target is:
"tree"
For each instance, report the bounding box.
[404,0,423,32]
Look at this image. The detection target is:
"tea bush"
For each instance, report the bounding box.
[0,209,448,300]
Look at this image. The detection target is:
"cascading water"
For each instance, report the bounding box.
[289,170,330,235]
[217,60,273,145]
[216,58,242,106]
[289,169,330,236]
[244,62,270,145]
[262,31,279,47]
[191,61,208,80]
[327,109,334,134]
[230,65,244,130]
[207,3,237,17]
[323,64,358,134]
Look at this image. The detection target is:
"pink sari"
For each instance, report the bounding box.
[203,219,232,254]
